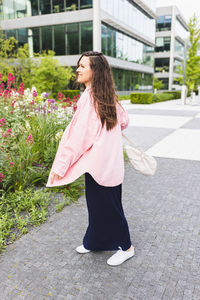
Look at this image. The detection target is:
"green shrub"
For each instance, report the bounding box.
[152,93,174,102]
[118,95,130,100]
[165,91,181,99]
[130,93,153,104]
[62,90,80,99]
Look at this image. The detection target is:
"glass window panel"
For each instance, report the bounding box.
[112,68,153,91]
[30,27,40,53]
[102,22,154,67]
[3,0,15,19]
[80,21,92,52]
[156,15,172,32]
[174,39,184,58]
[15,0,26,18]
[175,18,188,41]
[80,0,92,10]
[27,0,38,16]
[52,0,64,13]
[66,0,78,11]
[101,23,108,55]
[155,58,169,72]
[155,37,171,52]
[54,24,65,55]
[39,0,51,14]
[66,23,79,54]
[174,58,182,73]
[6,29,17,39]
[17,28,28,46]
[0,0,3,20]
[41,26,52,51]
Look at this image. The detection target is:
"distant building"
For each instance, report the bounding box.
[155,6,189,90]
[0,0,157,93]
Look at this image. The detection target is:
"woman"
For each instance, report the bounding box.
[46,51,135,266]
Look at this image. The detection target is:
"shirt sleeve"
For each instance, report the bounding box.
[52,92,101,177]
[117,102,130,131]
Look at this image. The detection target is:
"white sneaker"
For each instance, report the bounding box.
[76,245,91,254]
[107,246,135,266]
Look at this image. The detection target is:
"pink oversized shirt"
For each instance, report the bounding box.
[46,85,129,187]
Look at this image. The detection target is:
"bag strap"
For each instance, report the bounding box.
[122,132,138,148]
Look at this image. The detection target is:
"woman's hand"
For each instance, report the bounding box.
[50,172,63,184]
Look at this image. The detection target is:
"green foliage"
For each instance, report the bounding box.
[118,95,130,100]
[130,93,153,104]
[186,16,200,91]
[62,90,80,99]
[31,51,75,98]
[176,15,200,92]
[153,77,164,91]
[0,31,75,96]
[166,91,181,99]
[0,188,50,252]
[152,93,174,102]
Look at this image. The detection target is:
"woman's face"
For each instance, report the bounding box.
[76,56,93,87]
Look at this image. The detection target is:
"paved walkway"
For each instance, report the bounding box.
[0,98,200,300]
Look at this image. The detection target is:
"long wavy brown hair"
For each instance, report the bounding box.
[76,51,121,131]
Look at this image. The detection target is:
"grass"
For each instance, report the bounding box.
[0,176,85,253]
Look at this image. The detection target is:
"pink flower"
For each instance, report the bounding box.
[33,90,38,97]
[0,173,4,182]
[10,162,14,166]
[0,118,6,126]
[26,134,34,144]
[6,128,12,134]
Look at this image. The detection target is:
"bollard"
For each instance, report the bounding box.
[181,85,186,105]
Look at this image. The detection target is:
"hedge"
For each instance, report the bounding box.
[130,93,153,104]
[152,93,174,102]
[164,91,181,99]
[62,90,80,99]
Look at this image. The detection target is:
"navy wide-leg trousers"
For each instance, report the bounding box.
[83,172,132,251]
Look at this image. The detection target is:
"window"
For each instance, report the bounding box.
[41,26,52,51]
[54,24,65,55]
[80,21,92,52]
[52,0,64,13]
[66,0,78,11]
[174,39,184,58]
[39,0,51,15]
[31,27,40,53]
[102,23,154,67]
[66,23,79,54]
[156,15,172,32]
[80,0,92,9]
[28,0,38,16]
[155,37,171,52]
[112,68,153,91]
[155,58,170,73]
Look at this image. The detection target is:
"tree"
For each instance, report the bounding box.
[31,50,75,97]
[0,29,17,82]
[185,15,200,93]
[153,77,164,92]
[176,15,200,96]
[0,28,75,95]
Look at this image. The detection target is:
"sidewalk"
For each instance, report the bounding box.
[0,99,200,300]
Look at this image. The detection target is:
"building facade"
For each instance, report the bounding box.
[0,0,156,92]
[155,6,189,90]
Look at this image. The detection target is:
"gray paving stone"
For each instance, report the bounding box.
[128,108,198,117]
[181,118,200,129]
[1,102,200,299]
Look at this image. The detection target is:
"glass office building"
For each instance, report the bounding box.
[0,0,156,92]
[154,6,189,90]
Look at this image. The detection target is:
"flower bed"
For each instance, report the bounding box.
[0,73,84,252]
